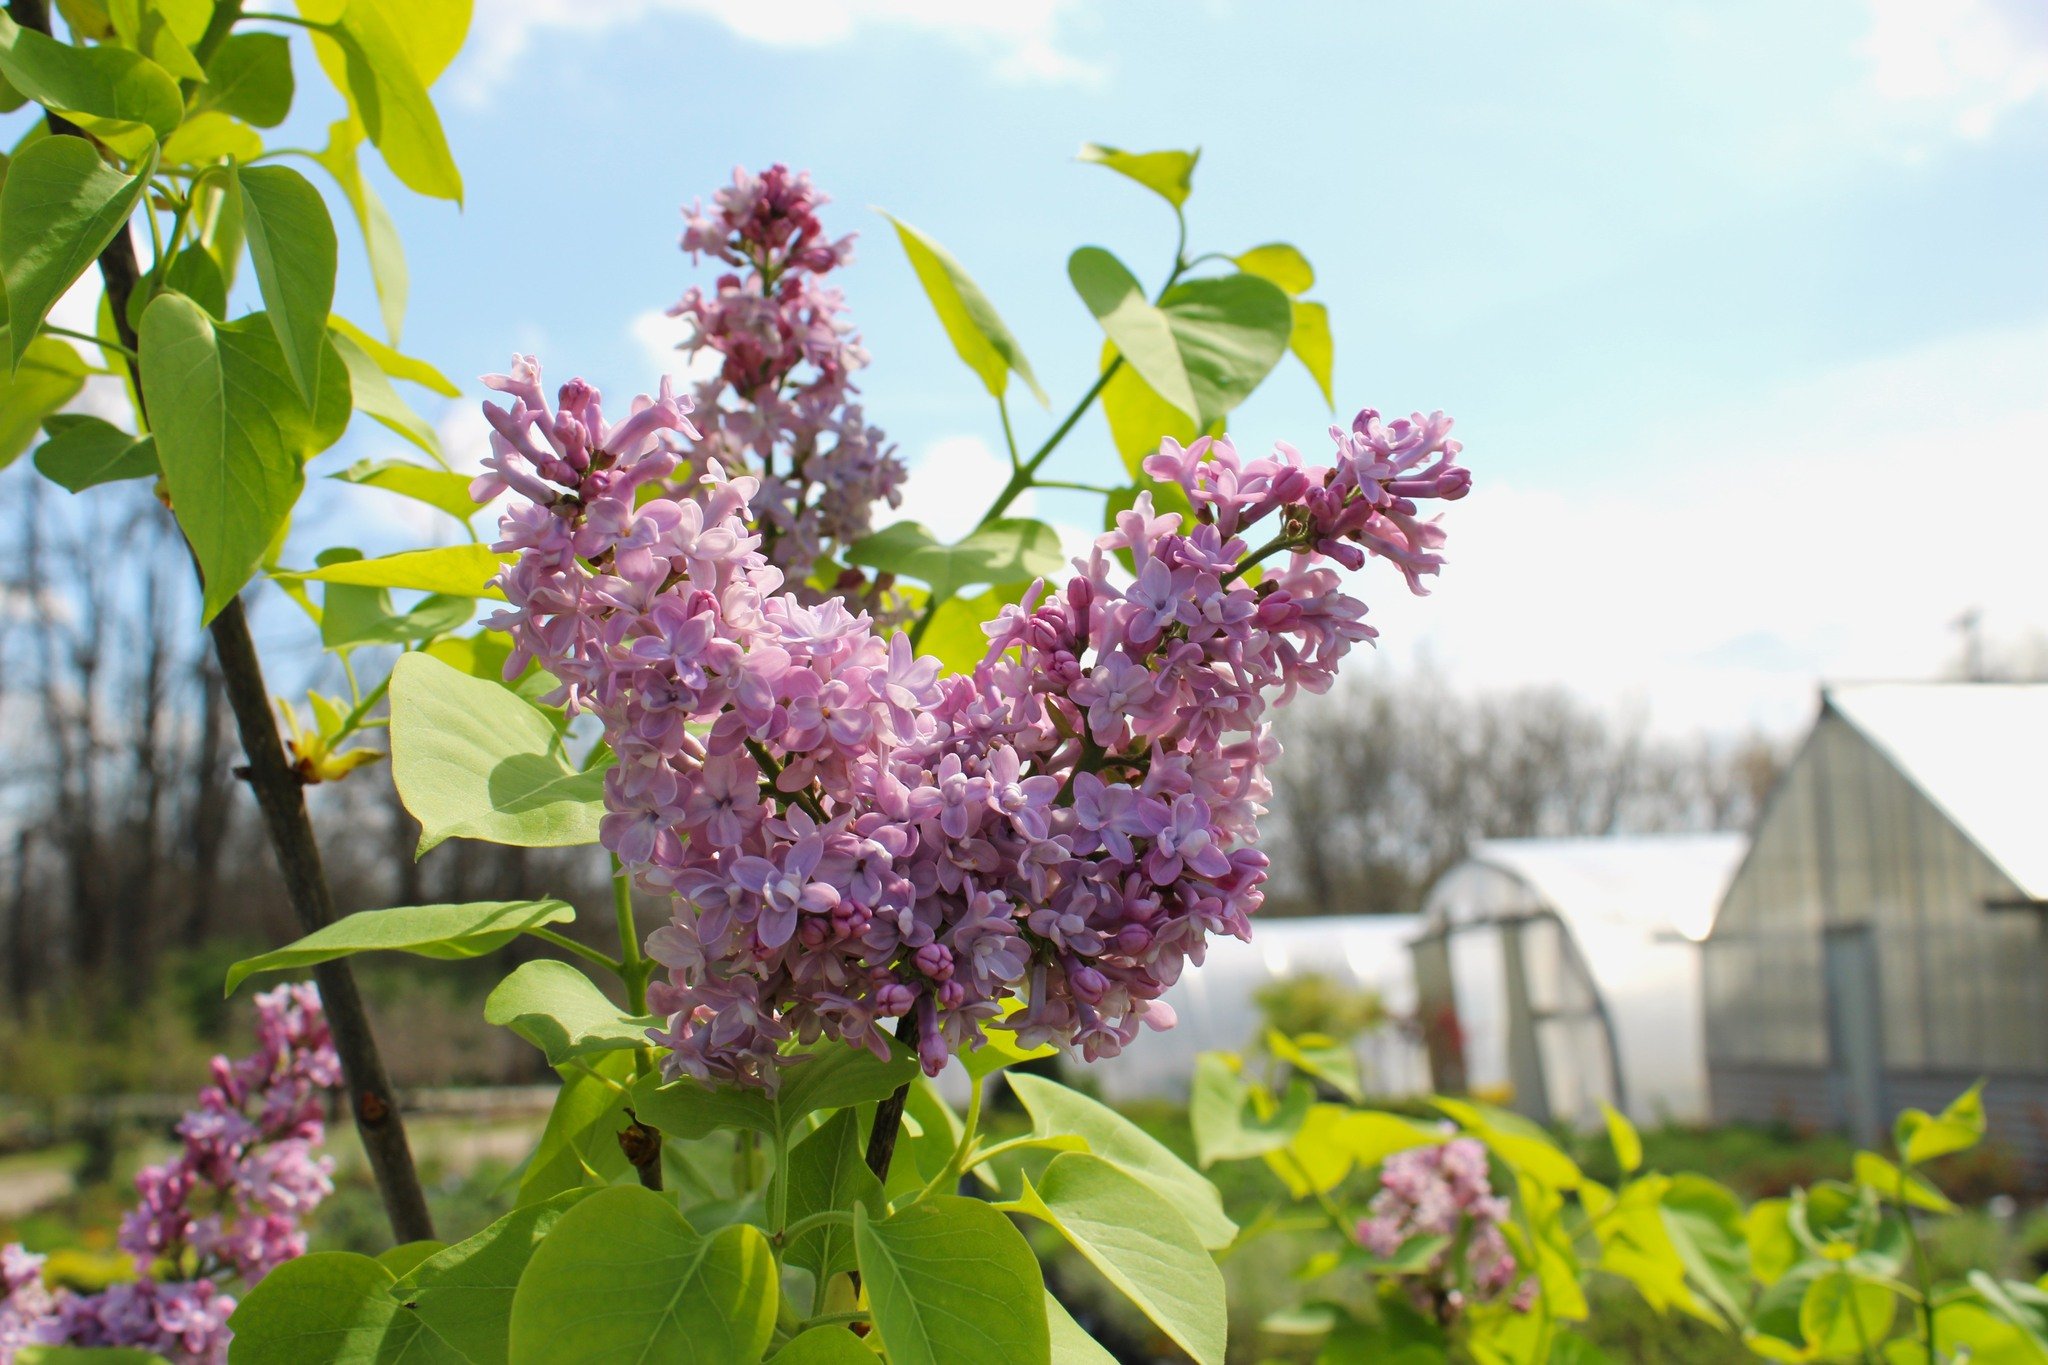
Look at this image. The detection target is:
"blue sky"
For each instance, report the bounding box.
[52,0,2048,734]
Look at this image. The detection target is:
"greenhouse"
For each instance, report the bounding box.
[1076,914,1431,1102]
[1703,683,2048,1165]
[1412,833,1747,1129]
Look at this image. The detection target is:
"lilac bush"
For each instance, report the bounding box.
[476,364,1468,1087]
[1355,1136,1535,1323]
[0,986,340,1364]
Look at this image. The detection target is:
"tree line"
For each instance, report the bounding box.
[1261,666,1784,916]
[0,472,616,1060]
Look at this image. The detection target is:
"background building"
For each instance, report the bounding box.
[1703,683,2048,1163]
[1072,915,1430,1104]
[1413,833,1747,1129]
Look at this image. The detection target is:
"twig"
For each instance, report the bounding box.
[864,1015,912,1181]
[208,602,437,1241]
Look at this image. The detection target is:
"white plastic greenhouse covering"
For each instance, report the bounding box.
[1826,683,2048,899]
[1070,914,1431,1103]
[1417,833,1746,1129]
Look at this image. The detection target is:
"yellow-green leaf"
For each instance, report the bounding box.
[1895,1081,1985,1166]
[884,212,1043,403]
[388,652,605,854]
[329,314,459,395]
[225,899,573,994]
[237,164,338,403]
[312,119,408,340]
[856,1196,1049,1365]
[848,518,1063,603]
[1852,1151,1956,1213]
[304,0,463,203]
[507,1188,777,1365]
[333,457,474,521]
[1098,339,1197,478]
[31,413,156,490]
[1234,242,1314,295]
[1009,1071,1235,1250]
[199,31,294,127]
[142,298,349,621]
[329,328,443,459]
[1800,1273,1896,1359]
[1077,142,1198,209]
[484,959,646,1066]
[300,543,505,597]
[0,10,182,137]
[1290,298,1334,407]
[1010,1154,1226,1365]
[161,110,263,167]
[1602,1101,1643,1175]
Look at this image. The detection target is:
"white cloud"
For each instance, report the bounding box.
[628,308,724,389]
[892,433,1032,543]
[453,0,1100,105]
[1857,0,2048,140]
[889,432,1096,571]
[1363,320,2048,737]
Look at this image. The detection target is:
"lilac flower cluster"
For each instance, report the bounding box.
[0,985,340,1365]
[0,1248,54,1363]
[669,165,905,587]
[119,983,339,1283]
[1355,1138,1535,1322]
[25,1279,238,1364]
[480,344,1469,1086]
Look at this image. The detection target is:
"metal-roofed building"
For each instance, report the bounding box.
[1703,683,2048,1158]
[1413,833,1747,1129]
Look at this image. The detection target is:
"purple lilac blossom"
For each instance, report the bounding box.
[669,165,905,590]
[0,984,340,1365]
[479,339,1469,1089]
[1354,1137,1536,1321]
[1,1247,55,1362]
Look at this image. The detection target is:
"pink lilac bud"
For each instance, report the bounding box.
[484,341,1468,1088]
[1353,1138,1535,1323]
[667,166,906,591]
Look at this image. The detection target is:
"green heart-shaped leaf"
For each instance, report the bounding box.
[225,898,572,994]
[1,137,155,369]
[237,164,338,404]
[847,518,1063,603]
[855,1195,1048,1365]
[389,653,607,853]
[507,1187,777,1365]
[486,959,647,1066]
[1010,1153,1226,1365]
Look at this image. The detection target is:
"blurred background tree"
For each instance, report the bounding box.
[1261,666,1784,918]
